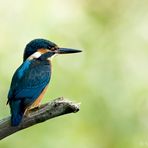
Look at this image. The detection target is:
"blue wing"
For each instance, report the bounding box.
[8,59,51,126]
[8,59,51,102]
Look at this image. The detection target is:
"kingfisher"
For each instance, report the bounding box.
[7,38,82,126]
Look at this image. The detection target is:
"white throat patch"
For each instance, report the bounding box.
[48,53,57,60]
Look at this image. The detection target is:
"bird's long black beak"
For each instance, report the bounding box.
[57,48,82,54]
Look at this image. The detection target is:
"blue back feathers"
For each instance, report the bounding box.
[18,60,31,79]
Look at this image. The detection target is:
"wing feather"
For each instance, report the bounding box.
[8,59,51,106]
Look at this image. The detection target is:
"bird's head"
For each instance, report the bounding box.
[23,38,82,61]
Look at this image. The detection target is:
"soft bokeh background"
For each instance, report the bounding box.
[0,0,148,148]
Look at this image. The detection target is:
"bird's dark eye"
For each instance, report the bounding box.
[50,47,55,51]
[50,46,59,51]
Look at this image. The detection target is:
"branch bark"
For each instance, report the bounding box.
[0,97,80,140]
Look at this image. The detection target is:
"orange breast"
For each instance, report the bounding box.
[30,86,48,108]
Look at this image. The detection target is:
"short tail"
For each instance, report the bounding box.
[10,100,24,126]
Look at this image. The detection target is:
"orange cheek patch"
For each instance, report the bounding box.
[37,48,49,54]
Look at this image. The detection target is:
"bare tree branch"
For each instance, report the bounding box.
[0,97,80,140]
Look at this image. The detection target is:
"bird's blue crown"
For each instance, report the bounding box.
[23,39,56,61]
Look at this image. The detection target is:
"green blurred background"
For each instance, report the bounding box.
[0,0,148,147]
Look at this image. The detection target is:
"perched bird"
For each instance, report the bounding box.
[7,39,81,126]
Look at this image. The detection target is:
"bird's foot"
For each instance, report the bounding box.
[24,109,30,117]
[29,106,40,112]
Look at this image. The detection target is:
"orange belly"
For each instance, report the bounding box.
[30,86,48,109]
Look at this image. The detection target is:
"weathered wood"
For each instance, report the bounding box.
[0,97,80,140]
